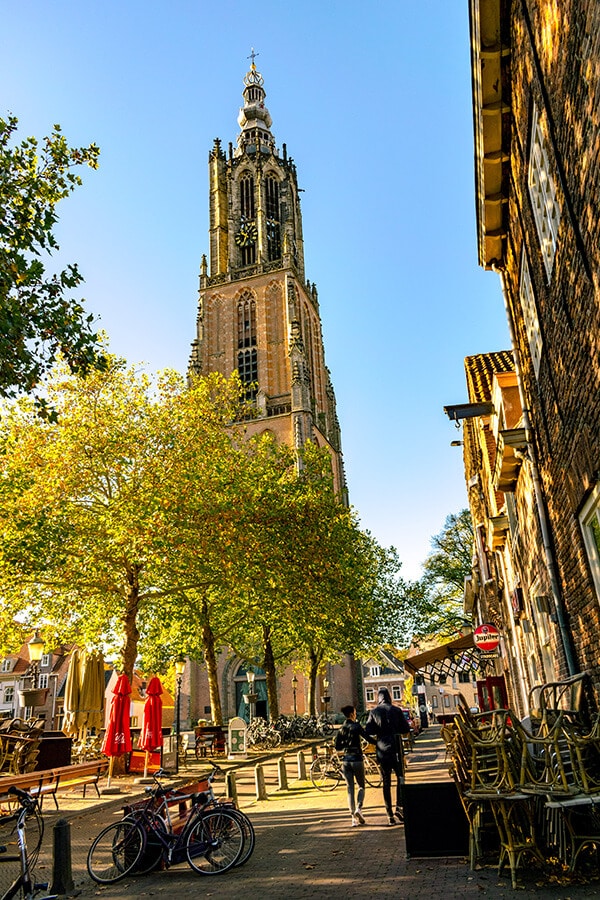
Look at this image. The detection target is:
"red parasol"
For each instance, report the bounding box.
[138,676,163,752]
[101,673,132,785]
[138,676,163,778]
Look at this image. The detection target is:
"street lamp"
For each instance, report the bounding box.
[246,670,258,723]
[27,630,45,689]
[321,677,331,720]
[292,675,298,717]
[174,655,186,775]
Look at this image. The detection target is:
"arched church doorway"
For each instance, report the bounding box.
[234,663,268,721]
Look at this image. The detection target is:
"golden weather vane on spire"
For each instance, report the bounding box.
[248,47,259,70]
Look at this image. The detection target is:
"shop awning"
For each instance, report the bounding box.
[403,633,491,679]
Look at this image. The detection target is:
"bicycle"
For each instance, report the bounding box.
[310,746,382,791]
[87,768,245,883]
[0,786,57,900]
[124,766,254,872]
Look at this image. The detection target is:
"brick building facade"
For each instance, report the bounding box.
[450,0,600,707]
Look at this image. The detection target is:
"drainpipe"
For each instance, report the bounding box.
[492,264,578,677]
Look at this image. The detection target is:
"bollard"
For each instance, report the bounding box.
[254,763,268,800]
[226,769,238,805]
[277,756,288,791]
[50,818,74,896]
[297,749,307,781]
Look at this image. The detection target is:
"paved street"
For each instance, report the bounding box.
[9,732,600,899]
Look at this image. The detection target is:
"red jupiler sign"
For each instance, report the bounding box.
[473,624,500,651]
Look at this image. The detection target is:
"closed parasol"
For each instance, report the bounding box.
[79,650,105,737]
[62,648,82,737]
[138,676,163,778]
[101,673,132,787]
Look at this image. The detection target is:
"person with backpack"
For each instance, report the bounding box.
[365,688,410,825]
[334,704,376,826]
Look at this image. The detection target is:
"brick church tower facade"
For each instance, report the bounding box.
[189,56,346,500]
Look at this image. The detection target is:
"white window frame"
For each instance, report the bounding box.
[392,685,402,701]
[520,252,543,377]
[528,103,561,281]
[369,665,381,678]
[37,673,49,690]
[365,688,375,703]
[580,482,600,599]
[41,654,50,668]
[1,659,11,673]
[3,687,14,703]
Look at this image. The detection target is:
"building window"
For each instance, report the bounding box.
[1,659,10,673]
[368,666,381,677]
[528,103,561,281]
[41,654,50,668]
[237,349,258,399]
[392,685,402,702]
[458,672,472,684]
[37,674,49,689]
[130,716,139,728]
[3,687,14,703]
[520,253,543,377]
[365,688,375,703]
[265,176,281,261]
[431,695,438,708]
[239,174,255,219]
[580,482,600,599]
[237,294,256,349]
[239,174,256,266]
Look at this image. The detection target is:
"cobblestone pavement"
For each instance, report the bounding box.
[8,740,600,899]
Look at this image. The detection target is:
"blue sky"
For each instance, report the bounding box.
[3,1,509,579]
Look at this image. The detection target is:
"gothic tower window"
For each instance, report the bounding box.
[239,174,256,266]
[265,175,281,261]
[237,293,256,348]
[237,349,258,399]
[237,292,258,398]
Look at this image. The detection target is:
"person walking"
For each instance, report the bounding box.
[365,688,410,826]
[334,704,375,827]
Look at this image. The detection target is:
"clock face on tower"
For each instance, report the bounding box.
[235,220,258,247]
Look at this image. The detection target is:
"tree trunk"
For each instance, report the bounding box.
[202,615,223,726]
[121,565,141,681]
[307,647,322,716]
[262,626,279,721]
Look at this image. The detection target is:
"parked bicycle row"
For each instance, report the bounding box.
[246,713,333,749]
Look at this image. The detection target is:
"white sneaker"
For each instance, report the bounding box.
[351,815,359,827]
[355,810,365,824]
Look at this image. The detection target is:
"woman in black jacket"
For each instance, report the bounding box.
[334,704,375,826]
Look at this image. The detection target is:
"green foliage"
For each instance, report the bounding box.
[402,509,474,643]
[0,115,105,410]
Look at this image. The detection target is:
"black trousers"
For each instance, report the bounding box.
[380,755,404,815]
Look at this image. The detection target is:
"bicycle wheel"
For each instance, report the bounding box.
[364,755,382,788]
[185,809,244,875]
[310,755,341,791]
[87,820,146,884]
[123,811,166,875]
[226,808,255,867]
[0,805,44,870]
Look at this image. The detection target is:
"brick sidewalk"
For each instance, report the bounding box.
[21,751,600,900]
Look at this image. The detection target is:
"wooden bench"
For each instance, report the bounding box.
[0,759,109,810]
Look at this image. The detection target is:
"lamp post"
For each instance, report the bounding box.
[292,675,298,717]
[321,677,331,720]
[27,630,45,689]
[174,655,185,775]
[246,670,258,723]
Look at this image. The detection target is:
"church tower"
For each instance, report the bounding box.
[189,55,346,498]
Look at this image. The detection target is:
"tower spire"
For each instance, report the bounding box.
[236,50,276,156]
